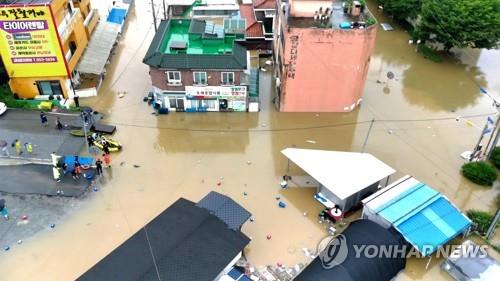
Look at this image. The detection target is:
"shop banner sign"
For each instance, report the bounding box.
[0,6,67,77]
[186,86,247,98]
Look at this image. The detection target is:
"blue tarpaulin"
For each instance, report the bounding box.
[107,8,127,25]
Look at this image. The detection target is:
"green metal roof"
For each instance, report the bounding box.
[143,20,247,70]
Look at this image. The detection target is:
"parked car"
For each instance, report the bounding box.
[441,240,500,280]
[0,102,7,116]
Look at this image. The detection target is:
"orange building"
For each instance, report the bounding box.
[0,0,98,99]
[274,0,377,112]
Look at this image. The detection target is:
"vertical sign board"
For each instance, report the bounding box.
[0,6,68,77]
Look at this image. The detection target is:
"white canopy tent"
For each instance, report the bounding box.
[281,148,395,211]
[77,22,121,75]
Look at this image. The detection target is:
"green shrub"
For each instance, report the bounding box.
[418,44,443,63]
[490,147,500,169]
[466,210,495,235]
[462,161,497,186]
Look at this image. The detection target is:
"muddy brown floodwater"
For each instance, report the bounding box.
[1,0,499,280]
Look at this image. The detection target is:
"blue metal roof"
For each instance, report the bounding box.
[376,183,471,256]
[226,267,252,281]
[377,183,440,223]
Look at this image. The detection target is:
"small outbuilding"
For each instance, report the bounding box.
[281,148,395,212]
[295,219,406,281]
[362,175,471,256]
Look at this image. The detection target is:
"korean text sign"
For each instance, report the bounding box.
[0,6,68,77]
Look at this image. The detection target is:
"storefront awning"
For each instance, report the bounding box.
[77,22,121,75]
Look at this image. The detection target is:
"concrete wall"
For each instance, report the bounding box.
[274,1,378,112]
[289,0,333,17]
[150,68,244,91]
[8,77,69,99]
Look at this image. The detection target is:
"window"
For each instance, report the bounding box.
[265,10,276,18]
[167,71,181,85]
[37,81,63,96]
[193,72,207,85]
[221,72,234,85]
[69,40,77,55]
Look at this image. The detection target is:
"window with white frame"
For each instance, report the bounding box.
[167,71,181,85]
[193,72,207,85]
[221,72,234,85]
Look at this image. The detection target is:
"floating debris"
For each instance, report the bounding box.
[305,140,317,144]
[387,129,393,134]
[275,196,281,200]
[93,187,99,192]
[243,192,248,196]
[50,224,56,228]
[217,182,222,186]
[120,161,125,166]
[246,160,252,165]
[133,165,141,168]
[278,201,286,208]
[266,234,272,240]
[17,240,22,245]
[250,218,255,222]
[280,181,288,188]
[21,215,28,221]
[303,212,308,216]
[4,246,10,251]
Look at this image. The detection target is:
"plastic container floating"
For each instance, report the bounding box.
[4,246,10,251]
[280,180,288,188]
[278,201,286,208]
[50,224,56,228]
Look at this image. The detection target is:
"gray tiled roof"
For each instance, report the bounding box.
[143,20,247,70]
[77,196,251,281]
[197,191,251,230]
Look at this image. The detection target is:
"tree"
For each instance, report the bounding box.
[417,0,500,51]
[377,0,422,21]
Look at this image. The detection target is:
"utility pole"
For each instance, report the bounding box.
[361,118,375,153]
[469,121,489,162]
[162,0,167,20]
[486,117,500,159]
[478,88,500,159]
[151,1,158,32]
[485,209,500,240]
[81,111,90,154]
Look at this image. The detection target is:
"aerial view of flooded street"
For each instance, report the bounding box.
[0,0,499,280]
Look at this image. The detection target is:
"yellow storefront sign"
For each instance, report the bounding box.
[0,6,68,78]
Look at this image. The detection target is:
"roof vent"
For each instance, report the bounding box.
[170,41,187,51]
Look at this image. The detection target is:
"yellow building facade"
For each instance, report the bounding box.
[0,0,98,99]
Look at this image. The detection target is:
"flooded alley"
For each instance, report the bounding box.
[0,0,499,280]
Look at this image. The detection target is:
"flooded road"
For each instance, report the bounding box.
[1,0,499,280]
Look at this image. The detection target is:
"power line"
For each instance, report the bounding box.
[3,112,496,133]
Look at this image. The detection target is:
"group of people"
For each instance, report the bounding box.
[1,139,34,156]
[40,112,64,130]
